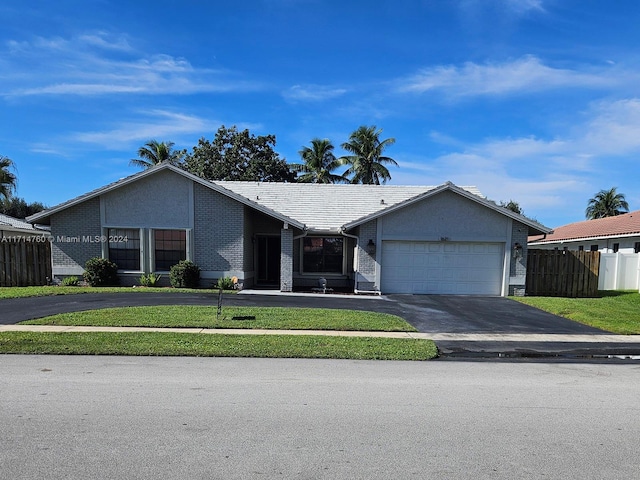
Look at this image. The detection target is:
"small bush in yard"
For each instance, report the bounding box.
[139,273,162,287]
[214,277,236,290]
[83,257,119,287]
[61,276,80,286]
[169,260,200,288]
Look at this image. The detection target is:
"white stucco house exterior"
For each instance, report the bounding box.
[27,163,551,296]
[528,210,640,254]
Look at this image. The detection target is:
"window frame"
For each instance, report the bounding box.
[152,229,188,272]
[300,236,345,275]
[106,227,142,272]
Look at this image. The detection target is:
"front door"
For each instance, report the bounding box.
[256,235,281,286]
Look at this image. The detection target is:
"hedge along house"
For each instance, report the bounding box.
[27,163,551,295]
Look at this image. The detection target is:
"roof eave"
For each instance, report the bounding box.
[529,231,640,245]
[26,163,306,230]
[341,182,552,234]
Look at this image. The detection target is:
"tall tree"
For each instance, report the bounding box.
[339,126,397,185]
[0,156,17,201]
[585,187,629,219]
[291,138,345,183]
[182,125,295,182]
[500,200,523,215]
[129,140,185,169]
[0,197,47,218]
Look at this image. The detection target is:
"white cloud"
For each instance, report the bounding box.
[581,99,640,155]
[397,56,616,97]
[457,0,547,17]
[393,97,640,225]
[69,109,264,150]
[283,84,348,102]
[1,32,260,97]
[71,110,216,148]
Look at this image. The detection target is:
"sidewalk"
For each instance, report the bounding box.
[3,324,640,344]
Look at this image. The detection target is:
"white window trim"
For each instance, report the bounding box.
[103,227,144,273]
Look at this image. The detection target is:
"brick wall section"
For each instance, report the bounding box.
[509,220,529,295]
[50,197,102,272]
[280,228,293,291]
[356,220,377,290]
[193,183,245,272]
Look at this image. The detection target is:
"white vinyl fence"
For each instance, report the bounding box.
[598,253,640,291]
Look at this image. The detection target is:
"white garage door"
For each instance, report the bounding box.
[381,241,504,295]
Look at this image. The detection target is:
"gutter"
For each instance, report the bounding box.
[339,227,380,295]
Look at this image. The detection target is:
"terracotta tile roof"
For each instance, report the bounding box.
[529,210,640,244]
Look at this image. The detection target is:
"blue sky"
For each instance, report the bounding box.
[1,0,639,227]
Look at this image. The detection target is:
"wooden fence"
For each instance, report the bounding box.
[526,249,600,297]
[0,240,52,287]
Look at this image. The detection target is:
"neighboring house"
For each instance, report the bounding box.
[27,163,550,296]
[0,213,49,238]
[528,210,640,253]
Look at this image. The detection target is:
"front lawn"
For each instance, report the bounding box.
[0,331,438,360]
[21,306,416,332]
[512,291,640,334]
[5,305,434,360]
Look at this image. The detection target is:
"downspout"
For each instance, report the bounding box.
[291,227,309,289]
[339,228,360,293]
[293,226,309,241]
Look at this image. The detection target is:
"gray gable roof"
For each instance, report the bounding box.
[214,181,483,232]
[27,162,550,235]
[0,213,48,233]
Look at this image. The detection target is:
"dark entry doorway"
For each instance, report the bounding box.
[256,235,281,286]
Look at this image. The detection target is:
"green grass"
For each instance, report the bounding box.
[21,306,416,332]
[512,290,640,334]
[0,332,438,360]
[0,286,220,299]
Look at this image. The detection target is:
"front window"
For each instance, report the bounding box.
[154,229,186,271]
[108,228,140,271]
[303,237,343,273]
[590,244,599,252]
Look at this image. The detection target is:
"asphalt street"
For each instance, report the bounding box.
[2,355,639,479]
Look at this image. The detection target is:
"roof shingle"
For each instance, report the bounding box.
[214,181,482,231]
[529,210,640,243]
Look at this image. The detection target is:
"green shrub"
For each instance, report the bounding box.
[83,257,119,287]
[61,276,80,287]
[214,276,236,290]
[169,260,200,288]
[139,273,162,287]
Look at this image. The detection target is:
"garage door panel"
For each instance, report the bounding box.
[381,241,504,295]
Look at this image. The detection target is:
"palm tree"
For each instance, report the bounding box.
[290,138,345,183]
[339,126,397,185]
[0,156,17,201]
[585,187,629,219]
[129,140,185,169]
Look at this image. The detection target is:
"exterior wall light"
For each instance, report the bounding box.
[513,242,523,259]
[366,239,376,254]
